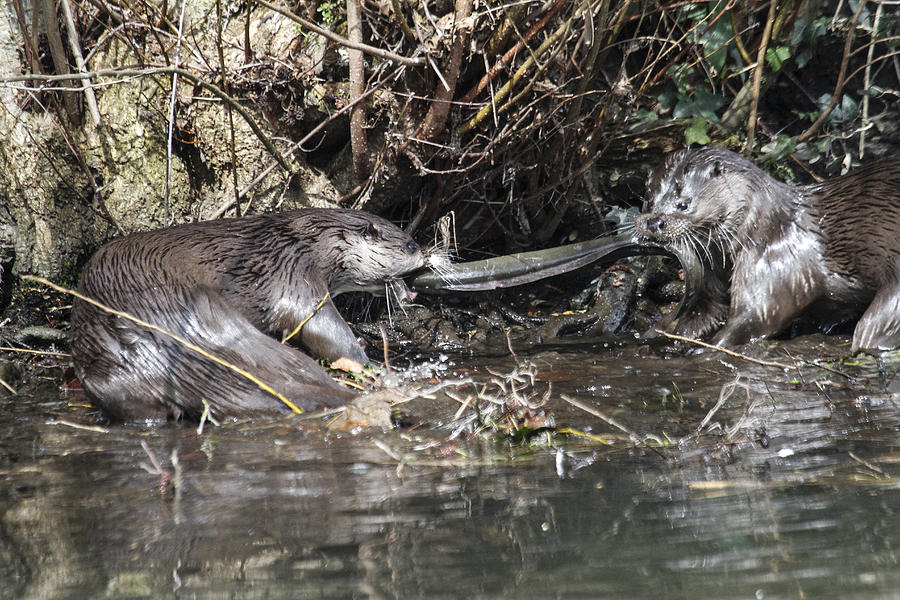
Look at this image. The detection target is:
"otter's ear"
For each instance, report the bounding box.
[363,222,380,240]
[712,160,723,177]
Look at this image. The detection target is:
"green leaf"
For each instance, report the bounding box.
[657,90,678,110]
[817,93,860,123]
[791,17,828,68]
[816,93,833,112]
[684,117,711,146]
[692,89,725,121]
[840,94,859,121]
[634,108,659,123]
[765,46,791,72]
[673,89,725,121]
[760,134,795,159]
[698,15,733,76]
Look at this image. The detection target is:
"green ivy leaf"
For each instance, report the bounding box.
[791,17,828,68]
[684,117,710,146]
[657,90,678,110]
[692,89,725,121]
[634,108,659,123]
[765,46,791,72]
[760,134,795,159]
[673,89,725,121]
[840,94,859,122]
[698,16,733,76]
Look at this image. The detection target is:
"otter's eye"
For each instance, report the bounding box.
[406,241,419,254]
[675,200,689,211]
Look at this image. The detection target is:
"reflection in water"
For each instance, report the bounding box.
[1,337,899,599]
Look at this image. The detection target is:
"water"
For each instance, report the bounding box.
[1,335,899,599]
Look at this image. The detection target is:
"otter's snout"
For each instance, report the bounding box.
[635,214,668,239]
[643,217,666,234]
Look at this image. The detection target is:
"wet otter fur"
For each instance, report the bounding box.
[70,208,426,420]
[635,147,900,351]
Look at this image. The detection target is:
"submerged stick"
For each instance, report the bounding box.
[561,394,666,458]
[47,419,109,433]
[655,330,793,369]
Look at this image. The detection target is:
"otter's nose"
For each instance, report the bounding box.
[645,217,666,234]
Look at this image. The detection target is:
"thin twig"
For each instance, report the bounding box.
[60,0,101,126]
[697,377,745,431]
[460,0,565,104]
[781,348,853,381]
[744,0,777,154]
[645,0,732,87]
[47,419,109,433]
[207,66,397,218]
[165,0,188,226]
[561,394,666,458]
[245,0,254,62]
[255,0,424,66]
[859,1,883,157]
[655,330,794,369]
[0,346,71,357]
[373,438,404,461]
[140,440,166,474]
[282,291,330,343]
[655,330,854,381]
[0,378,15,394]
[389,0,417,44]
[13,0,41,72]
[379,323,392,372]
[849,451,887,478]
[215,0,243,215]
[420,0,474,140]
[197,399,221,434]
[460,0,592,134]
[39,0,80,124]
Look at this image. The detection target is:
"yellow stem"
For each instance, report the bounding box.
[282,291,330,343]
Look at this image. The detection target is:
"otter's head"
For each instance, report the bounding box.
[634,148,760,260]
[323,210,426,296]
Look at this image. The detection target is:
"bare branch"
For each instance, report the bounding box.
[255,0,424,67]
[347,0,369,179]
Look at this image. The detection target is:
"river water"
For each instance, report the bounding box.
[1,334,899,599]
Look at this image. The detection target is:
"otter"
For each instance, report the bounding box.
[70,208,426,421]
[635,147,900,351]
